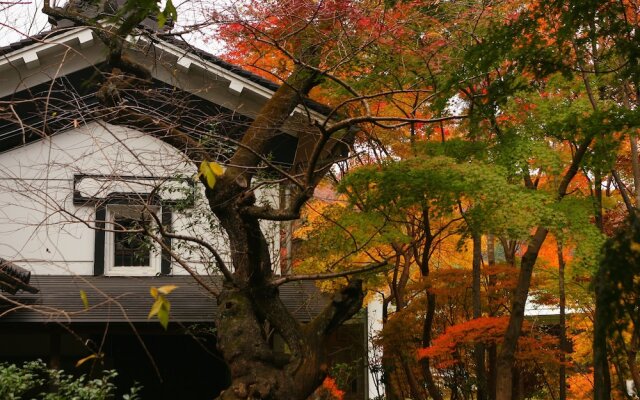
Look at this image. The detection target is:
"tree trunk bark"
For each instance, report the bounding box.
[215,286,297,400]
[495,227,549,400]
[593,263,613,400]
[472,232,487,400]
[487,234,497,400]
[419,208,444,400]
[557,241,567,400]
[630,133,640,207]
[401,355,427,400]
[593,166,613,400]
[421,292,443,400]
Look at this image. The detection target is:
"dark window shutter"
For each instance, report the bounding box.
[94,205,106,276]
[161,208,172,275]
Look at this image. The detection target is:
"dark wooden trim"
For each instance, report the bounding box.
[73,175,195,206]
[93,205,106,276]
[161,208,172,275]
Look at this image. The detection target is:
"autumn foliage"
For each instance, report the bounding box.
[212,0,640,398]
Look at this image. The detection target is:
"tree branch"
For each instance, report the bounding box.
[271,260,389,286]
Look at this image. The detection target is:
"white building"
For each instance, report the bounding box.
[0,10,371,399]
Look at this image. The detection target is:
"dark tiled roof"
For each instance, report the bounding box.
[0,26,331,115]
[0,29,67,56]
[0,275,327,324]
[161,36,281,92]
[157,37,329,115]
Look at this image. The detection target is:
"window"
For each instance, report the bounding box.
[104,205,161,276]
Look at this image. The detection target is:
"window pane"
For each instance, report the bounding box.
[113,216,150,267]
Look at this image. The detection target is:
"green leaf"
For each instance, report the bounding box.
[157,12,167,28]
[157,307,170,329]
[158,0,177,27]
[79,290,89,310]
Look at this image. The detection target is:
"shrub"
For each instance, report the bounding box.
[0,360,141,400]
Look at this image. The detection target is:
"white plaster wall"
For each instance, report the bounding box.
[0,121,281,275]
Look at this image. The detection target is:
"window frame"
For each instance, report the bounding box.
[104,204,162,276]
[93,194,172,277]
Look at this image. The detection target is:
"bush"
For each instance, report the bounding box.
[0,360,141,400]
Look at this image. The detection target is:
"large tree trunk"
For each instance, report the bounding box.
[216,286,297,400]
[204,52,364,397]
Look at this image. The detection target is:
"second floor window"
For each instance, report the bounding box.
[105,205,161,276]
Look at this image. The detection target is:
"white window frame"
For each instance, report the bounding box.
[104,204,161,276]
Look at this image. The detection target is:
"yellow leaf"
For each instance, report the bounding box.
[197,161,225,189]
[150,286,159,299]
[208,161,224,176]
[198,161,216,189]
[148,298,163,318]
[157,284,178,295]
[79,290,89,310]
[75,353,101,368]
[631,242,640,253]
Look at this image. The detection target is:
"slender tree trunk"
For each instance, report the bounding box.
[495,227,549,400]
[487,234,498,400]
[499,238,517,267]
[492,130,594,400]
[630,133,640,207]
[421,292,443,400]
[627,329,640,398]
[594,171,604,231]
[419,209,444,400]
[558,241,567,400]
[594,264,613,400]
[592,167,613,400]
[401,355,426,400]
[472,232,487,400]
[622,82,640,208]
[381,299,401,400]
[611,348,632,399]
